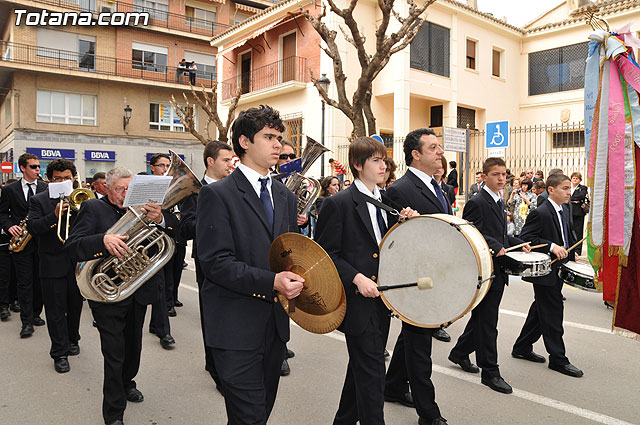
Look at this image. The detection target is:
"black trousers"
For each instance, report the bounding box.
[196,257,219,384]
[0,245,10,307]
[12,248,43,325]
[385,323,441,421]
[211,312,285,425]
[171,244,186,305]
[41,274,83,358]
[334,309,389,425]
[513,280,568,368]
[572,214,585,255]
[90,298,147,424]
[150,266,170,337]
[449,282,505,379]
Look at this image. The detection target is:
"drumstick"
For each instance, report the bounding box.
[529,243,548,250]
[505,242,531,252]
[356,277,433,295]
[550,237,587,265]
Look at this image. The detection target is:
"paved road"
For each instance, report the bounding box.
[1,249,639,425]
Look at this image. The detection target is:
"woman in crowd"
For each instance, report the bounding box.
[508,178,536,236]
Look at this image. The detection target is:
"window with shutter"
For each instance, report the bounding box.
[410,21,450,77]
[466,39,476,70]
[528,42,588,95]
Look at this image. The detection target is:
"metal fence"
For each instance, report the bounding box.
[0,41,216,88]
[221,56,308,100]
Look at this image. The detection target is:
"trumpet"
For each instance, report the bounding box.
[57,188,96,243]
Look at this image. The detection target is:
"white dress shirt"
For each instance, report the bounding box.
[548,198,567,251]
[353,179,387,244]
[203,175,217,185]
[483,184,502,203]
[237,163,273,208]
[21,178,37,202]
[408,167,437,198]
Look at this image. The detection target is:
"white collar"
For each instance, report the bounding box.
[354,179,381,201]
[21,178,37,188]
[237,162,270,184]
[408,166,435,188]
[483,184,501,203]
[548,198,563,213]
[203,175,217,185]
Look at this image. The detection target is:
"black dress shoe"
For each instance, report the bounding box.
[92,320,97,328]
[549,363,584,377]
[418,417,447,425]
[149,324,156,335]
[384,349,390,358]
[54,356,70,373]
[106,420,124,425]
[126,387,144,402]
[182,261,188,269]
[68,343,80,356]
[174,300,184,307]
[167,306,177,317]
[448,354,479,373]
[433,328,451,342]
[512,350,546,363]
[384,391,414,408]
[10,300,20,312]
[280,359,290,376]
[0,306,10,321]
[33,316,45,326]
[20,323,34,338]
[286,348,295,358]
[481,376,513,394]
[159,334,175,349]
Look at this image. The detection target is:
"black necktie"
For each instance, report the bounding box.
[375,204,387,237]
[431,179,449,212]
[497,198,507,221]
[27,183,35,202]
[558,209,570,249]
[259,178,274,232]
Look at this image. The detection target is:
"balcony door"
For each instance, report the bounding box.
[282,33,296,83]
[240,52,252,94]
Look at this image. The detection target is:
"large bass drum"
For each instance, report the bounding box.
[378,214,493,328]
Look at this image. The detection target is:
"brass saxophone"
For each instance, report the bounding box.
[9,218,31,252]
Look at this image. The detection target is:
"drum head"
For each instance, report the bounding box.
[564,261,595,279]
[506,252,550,263]
[378,215,483,328]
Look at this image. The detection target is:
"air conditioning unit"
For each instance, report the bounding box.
[100,4,114,13]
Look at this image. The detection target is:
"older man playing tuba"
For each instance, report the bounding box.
[65,167,174,425]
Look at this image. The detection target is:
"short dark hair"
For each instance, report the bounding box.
[534,180,546,190]
[328,158,335,163]
[203,141,232,168]
[149,153,170,166]
[475,171,482,176]
[546,173,570,190]
[320,175,340,197]
[93,172,106,181]
[482,157,506,175]
[440,156,448,176]
[536,170,544,177]
[231,105,285,158]
[570,171,582,180]
[404,128,436,166]
[348,137,387,179]
[549,168,563,176]
[449,161,457,168]
[521,179,533,191]
[46,159,76,180]
[19,153,38,168]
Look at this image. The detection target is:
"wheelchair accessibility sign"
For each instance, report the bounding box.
[486,121,509,149]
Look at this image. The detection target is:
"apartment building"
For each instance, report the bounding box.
[0,0,270,181]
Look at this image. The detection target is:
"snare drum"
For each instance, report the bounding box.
[378,214,493,328]
[559,261,598,292]
[504,252,551,277]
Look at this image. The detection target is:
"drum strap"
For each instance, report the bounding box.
[360,194,401,216]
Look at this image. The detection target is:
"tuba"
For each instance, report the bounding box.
[285,136,330,216]
[76,150,202,303]
[9,217,31,252]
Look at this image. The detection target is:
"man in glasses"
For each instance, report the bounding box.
[147,153,177,350]
[27,159,83,373]
[66,166,172,425]
[0,153,47,338]
[92,172,108,199]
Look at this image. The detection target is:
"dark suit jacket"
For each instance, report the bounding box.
[64,197,173,305]
[180,177,208,259]
[570,184,588,217]
[446,169,458,188]
[462,188,523,287]
[387,170,452,215]
[519,201,576,287]
[0,179,48,254]
[196,169,297,351]
[27,190,75,278]
[315,185,399,336]
[441,181,456,206]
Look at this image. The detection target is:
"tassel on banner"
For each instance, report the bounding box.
[593,246,603,268]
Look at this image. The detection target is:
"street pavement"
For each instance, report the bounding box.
[1,246,639,425]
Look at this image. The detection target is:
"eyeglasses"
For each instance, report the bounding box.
[112,186,128,194]
[51,176,73,182]
[28,164,41,169]
[279,154,296,160]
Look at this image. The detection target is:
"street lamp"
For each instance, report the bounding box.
[123,105,132,130]
[317,73,331,178]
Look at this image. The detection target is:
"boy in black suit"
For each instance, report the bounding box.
[27,159,83,373]
[197,106,303,425]
[316,137,416,425]
[512,174,583,378]
[448,157,529,394]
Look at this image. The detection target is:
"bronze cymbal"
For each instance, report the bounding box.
[269,233,346,334]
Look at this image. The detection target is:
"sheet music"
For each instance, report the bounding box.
[123,174,172,207]
[48,180,74,199]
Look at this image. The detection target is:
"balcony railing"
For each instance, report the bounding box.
[221,56,308,100]
[0,41,216,88]
[22,0,231,37]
